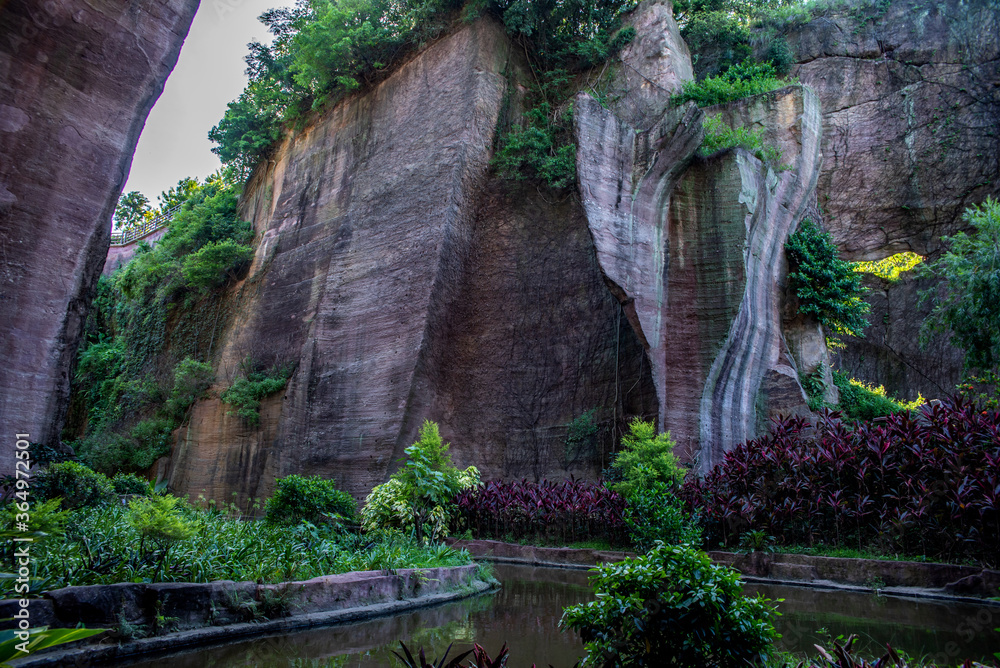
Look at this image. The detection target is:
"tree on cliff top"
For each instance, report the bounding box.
[113,191,152,233]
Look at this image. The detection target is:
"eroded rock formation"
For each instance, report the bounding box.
[0,0,199,466]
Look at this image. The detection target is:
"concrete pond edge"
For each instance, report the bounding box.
[8,565,493,667]
[447,538,1000,604]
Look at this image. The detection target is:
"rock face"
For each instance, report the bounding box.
[785,0,1000,396]
[576,86,823,472]
[0,0,199,463]
[166,18,658,503]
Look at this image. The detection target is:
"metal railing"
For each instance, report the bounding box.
[109,204,181,246]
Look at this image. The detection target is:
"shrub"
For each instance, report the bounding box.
[832,371,923,421]
[492,102,576,190]
[700,115,782,165]
[605,419,684,497]
[561,543,777,667]
[180,238,254,292]
[129,418,175,464]
[264,474,356,525]
[681,9,752,78]
[623,474,702,553]
[674,59,791,107]
[163,357,214,421]
[0,498,70,540]
[111,473,153,496]
[220,363,290,427]
[681,395,1000,566]
[361,420,479,542]
[38,462,114,510]
[851,251,924,282]
[126,494,197,556]
[785,218,870,337]
[456,477,628,546]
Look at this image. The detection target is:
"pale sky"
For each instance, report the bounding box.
[123,0,295,205]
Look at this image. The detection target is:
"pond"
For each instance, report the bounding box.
[129,564,1000,667]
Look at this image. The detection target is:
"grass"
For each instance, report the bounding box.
[7,501,471,592]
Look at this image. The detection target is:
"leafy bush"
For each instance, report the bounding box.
[265,474,356,525]
[492,102,576,190]
[675,60,791,107]
[0,498,70,540]
[127,494,197,556]
[361,421,479,542]
[851,251,924,282]
[682,395,1000,566]
[37,462,114,510]
[220,363,290,427]
[561,543,777,667]
[832,371,923,421]
[456,477,628,546]
[699,115,782,165]
[111,473,153,496]
[785,218,870,337]
[681,10,752,78]
[163,357,214,421]
[605,419,684,497]
[623,475,701,553]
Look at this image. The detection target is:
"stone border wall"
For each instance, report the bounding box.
[3,565,484,666]
[446,538,633,569]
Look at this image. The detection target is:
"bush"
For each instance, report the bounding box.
[700,115,782,165]
[605,419,684,498]
[455,477,628,546]
[623,475,702,553]
[674,59,791,107]
[111,473,153,496]
[264,474,356,525]
[0,498,70,540]
[126,494,197,556]
[682,395,1000,566]
[163,358,214,421]
[361,420,479,542]
[38,462,114,510]
[220,364,290,427]
[180,239,254,292]
[561,543,777,667]
[492,102,576,190]
[785,218,870,337]
[832,371,923,421]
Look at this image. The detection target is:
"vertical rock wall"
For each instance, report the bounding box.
[0,0,199,463]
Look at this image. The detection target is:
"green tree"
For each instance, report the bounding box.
[157,177,202,211]
[113,191,152,233]
[921,198,1000,396]
[606,418,685,497]
[785,218,870,338]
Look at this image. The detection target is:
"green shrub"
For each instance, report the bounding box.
[681,9,752,78]
[38,462,114,510]
[675,59,791,107]
[785,218,870,337]
[180,239,254,292]
[163,358,214,421]
[264,474,356,525]
[700,115,782,165]
[111,473,154,496]
[220,364,291,427]
[126,494,197,556]
[606,419,685,498]
[361,420,480,542]
[0,498,70,540]
[832,371,923,421]
[561,543,777,667]
[623,475,702,553]
[493,101,577,190]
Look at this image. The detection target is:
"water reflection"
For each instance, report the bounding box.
[128,564,1000,667]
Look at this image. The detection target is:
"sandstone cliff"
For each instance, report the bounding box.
[0,0,199,466]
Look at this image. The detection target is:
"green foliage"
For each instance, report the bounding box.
[180,239,254,293]
[0,498,70,540]
[623,476,702,553]
[265,474,356,525]
[682,10,751,77]
[561,543,777,667]
[700,115,782,165]
[606,419,684,498]
[163,358,215,421]
[493,102,576,189]
[157,176,202,211]
[851,251,924,283]
[785,218,870,337]
[564,408,599,465]
[37,462,114,510]
[220,362,291,427]
[0,627,107,667]
[676,59,791,107]
[16,503,470,588]
[113,191,152,233]
[361,420,480,542]
[832,371,924,421]
[920,198,1000,382]
[127,494,198,555]
[111,473,154,496]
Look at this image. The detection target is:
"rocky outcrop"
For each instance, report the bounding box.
[0,0,199,463]
[166,17,658,503]
[782,0,1000,396]
[577,85,823,471]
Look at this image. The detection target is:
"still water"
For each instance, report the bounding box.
[130,564,1000,667]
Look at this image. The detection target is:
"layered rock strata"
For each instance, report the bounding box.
[0,0,199,464]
